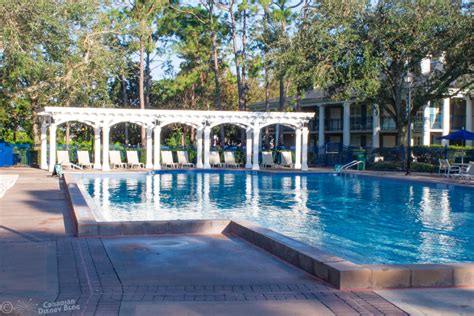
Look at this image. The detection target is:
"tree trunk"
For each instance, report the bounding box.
[229,3,245,112]
[65,123,70,145]
[31,98,41,147]
[121,71,128,107]
[211,29,225,147]
[241,9,247,110]
[139,32,146,147]
[145,50,151,109]
[277,79,286,145]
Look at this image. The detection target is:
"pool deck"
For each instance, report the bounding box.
[1,168,473,315]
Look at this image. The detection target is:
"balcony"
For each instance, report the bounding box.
[350,117,373,131]
[326,118,342,131]
[381,116,396,130]
[451,115,466,130]
[431,117,442,129]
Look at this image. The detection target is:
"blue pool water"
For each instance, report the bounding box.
[81,171,474,264]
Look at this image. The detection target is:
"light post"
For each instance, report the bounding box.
[405,72,414,175]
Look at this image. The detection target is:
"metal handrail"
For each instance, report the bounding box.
[336,160,365,173]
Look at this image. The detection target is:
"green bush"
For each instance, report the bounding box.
[367,161,402,171]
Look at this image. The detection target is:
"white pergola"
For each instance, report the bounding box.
[39,107,314,172]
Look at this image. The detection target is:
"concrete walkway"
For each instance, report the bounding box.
[0,168,472,315]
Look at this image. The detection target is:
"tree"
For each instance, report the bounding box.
[286,0,473,146]
[129,0,166,145]
[0,0,124,145]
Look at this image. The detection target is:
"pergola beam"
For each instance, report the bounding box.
[39,107,314,171]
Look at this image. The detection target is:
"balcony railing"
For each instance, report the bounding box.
[431,117,442,129]
[381,116,396,130]
[326,118,342,131]
[451,115,466,130]
[350,117,373,131]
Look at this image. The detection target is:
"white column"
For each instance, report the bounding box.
[466,96,472,146]
[153,126,161,170]
[48,124,57,172]
[422,102,431,146]
[442,97,450,146]
[93,127,102,169]
[301,127,309,171]
[196,127,203,168]
[102,123,110,171]
[294,127,302,169]
[145,126,153,169]
[40,124,48,170]
[245,129,253,169]
[318,105,325,147]
[203,125,211,168]
[252,126,260,170]
[343,102,351,147]
[372,104,380,148]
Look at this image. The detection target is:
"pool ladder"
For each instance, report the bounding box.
[336,160,365,173]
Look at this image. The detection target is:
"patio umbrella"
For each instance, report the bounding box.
[438,129,474,141]
[438,129,474,163]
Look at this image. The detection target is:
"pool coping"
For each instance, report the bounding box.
[63,172,474,290]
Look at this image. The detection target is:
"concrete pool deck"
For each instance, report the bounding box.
[0,168,473,315]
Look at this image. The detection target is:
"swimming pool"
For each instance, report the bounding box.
[81,171,474,265]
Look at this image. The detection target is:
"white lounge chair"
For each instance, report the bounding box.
[210,151,224,168]
[109,150,127,169]
[458,162,474,183]
[77,151,94,169]
[177,151,194,168]
[261,151,276,168]
[438,159,460,177]
[57,150,82,170]
[224,151,241,168]
[126,151,145,169]
[279,151,294,168]
[161,151,178,168]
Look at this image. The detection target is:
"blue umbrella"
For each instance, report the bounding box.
[438,129,474,141]
[438,129,474,163]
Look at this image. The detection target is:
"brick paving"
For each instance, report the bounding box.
[0,168,409,315]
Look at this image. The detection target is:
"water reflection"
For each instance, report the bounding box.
[82,172,474,264]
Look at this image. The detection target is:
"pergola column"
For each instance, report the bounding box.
[40,123,48,170]
[153,126,161,170]
[48,124,57,172]
[294,127,302,169]
[343,102,351,147]
[252,126,260,170]
[203,125,211,168]
[466,96,472,146]
[301,126,309,171]
[245,129,253,169]
[93,127,102,169]
[102,123,110,171]
[145,126,153,169]
[422,102,431,146]
[442,97,450,146]
[372,104,380,148]
[196,127,203,168]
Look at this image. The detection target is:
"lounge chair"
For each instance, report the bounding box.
[209,151,224,168]
[438,159,460,177]
[279,151,294,168]
[224,151,242,168]
[458,162,474,182]
[57,150,82,170]
[161,150,178,168]
[177,151,194,168]
[109,150,127,169]
[77,151,94,169]
[126,151,145,169]
[261,151,276,168]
